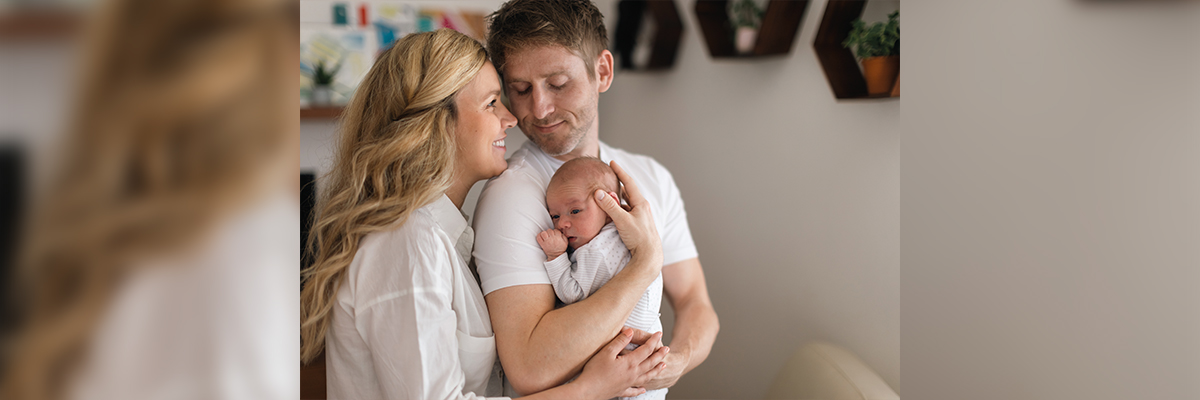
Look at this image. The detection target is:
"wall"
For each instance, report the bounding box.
[901,1,1200,399]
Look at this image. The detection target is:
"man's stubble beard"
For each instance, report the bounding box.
[522,106,596,158]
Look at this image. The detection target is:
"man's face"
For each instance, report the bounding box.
[501,45,610,159]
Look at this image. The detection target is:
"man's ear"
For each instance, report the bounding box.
[595,49,614,93]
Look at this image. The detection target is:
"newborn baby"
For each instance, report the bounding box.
[536,157,666,400]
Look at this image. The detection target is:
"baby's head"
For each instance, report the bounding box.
[546,157,620,250]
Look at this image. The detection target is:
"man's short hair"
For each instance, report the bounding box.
[486,0,608,79]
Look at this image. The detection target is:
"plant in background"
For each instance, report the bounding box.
[842,10,899,59]
[307,59,342,106]
[842,10,899,96]
[728,0,765,54]
[728,0,763,29]
[309,59,342,86]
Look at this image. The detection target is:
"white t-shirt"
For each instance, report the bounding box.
[326,195,506,400]
[473,141,698,296]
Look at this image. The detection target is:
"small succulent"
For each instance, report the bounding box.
[309,59,342,86]
[728,0,764,29]
[842,10,899,59]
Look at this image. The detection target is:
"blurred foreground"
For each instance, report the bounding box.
[0,0,300,399]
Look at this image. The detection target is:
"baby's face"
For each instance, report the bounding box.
[546,182,609,250]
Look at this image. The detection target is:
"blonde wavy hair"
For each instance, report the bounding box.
[0,0,297,398]
[300,29,488,365]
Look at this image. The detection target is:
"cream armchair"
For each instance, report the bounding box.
[763,341,899,400]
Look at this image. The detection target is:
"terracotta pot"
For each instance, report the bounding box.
[861,55,899,96]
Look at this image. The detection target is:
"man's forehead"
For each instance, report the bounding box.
[501,45,586,80]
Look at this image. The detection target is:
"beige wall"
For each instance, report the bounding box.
[901,1,1200,399]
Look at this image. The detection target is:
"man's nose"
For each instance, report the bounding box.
[532,87,554,120]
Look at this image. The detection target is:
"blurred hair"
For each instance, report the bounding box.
[299,29,488,365]
[548,156,619,196]
[0,0,298,398]
[486,0,608,79]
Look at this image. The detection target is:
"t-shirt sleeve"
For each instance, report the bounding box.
[472,168,555,295]
[652,162,699,266]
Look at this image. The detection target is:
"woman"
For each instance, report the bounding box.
[300,29,668,399]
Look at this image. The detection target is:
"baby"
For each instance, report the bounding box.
[536,157,666,400]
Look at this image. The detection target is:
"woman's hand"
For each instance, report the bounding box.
[574,327,670,399]
[593,161,663,269]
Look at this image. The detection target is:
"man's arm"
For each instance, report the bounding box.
[486,251,660,395]
[645,257,719,390]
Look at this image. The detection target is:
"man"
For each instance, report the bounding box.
[472,0,719,395]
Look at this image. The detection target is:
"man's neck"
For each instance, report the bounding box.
[551,136,601,162]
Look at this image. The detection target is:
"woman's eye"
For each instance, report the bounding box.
[487,99,497,108]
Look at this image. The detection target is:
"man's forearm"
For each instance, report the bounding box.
[488,251,663,394]
[668,295,720,373]
[643,257,719,390]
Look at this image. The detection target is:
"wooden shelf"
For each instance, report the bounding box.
[693,0,809,59]
[0,9,82,41]
[301,106,343,120]
[613,0,684,71]
[813,0,899,100]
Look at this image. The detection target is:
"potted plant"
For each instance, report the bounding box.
[308,59,341,106]
[728,0,764,55]
[842,10,899,96]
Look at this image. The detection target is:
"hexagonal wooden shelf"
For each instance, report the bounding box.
[693,0,809,58]
[813,0,899,99]
[613,0,685,71]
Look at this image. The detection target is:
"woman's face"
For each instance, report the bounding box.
[454,62,517,183]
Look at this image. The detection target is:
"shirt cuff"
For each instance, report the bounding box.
[543,253,572,277]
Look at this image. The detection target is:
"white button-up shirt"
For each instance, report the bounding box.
[326,194,506,400]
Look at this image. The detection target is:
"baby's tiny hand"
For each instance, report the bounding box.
[536,229,568,261]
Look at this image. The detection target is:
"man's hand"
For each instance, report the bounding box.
[642,348,690,389]
[536,228,568,261]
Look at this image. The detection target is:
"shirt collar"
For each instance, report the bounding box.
[427,194,470,247]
